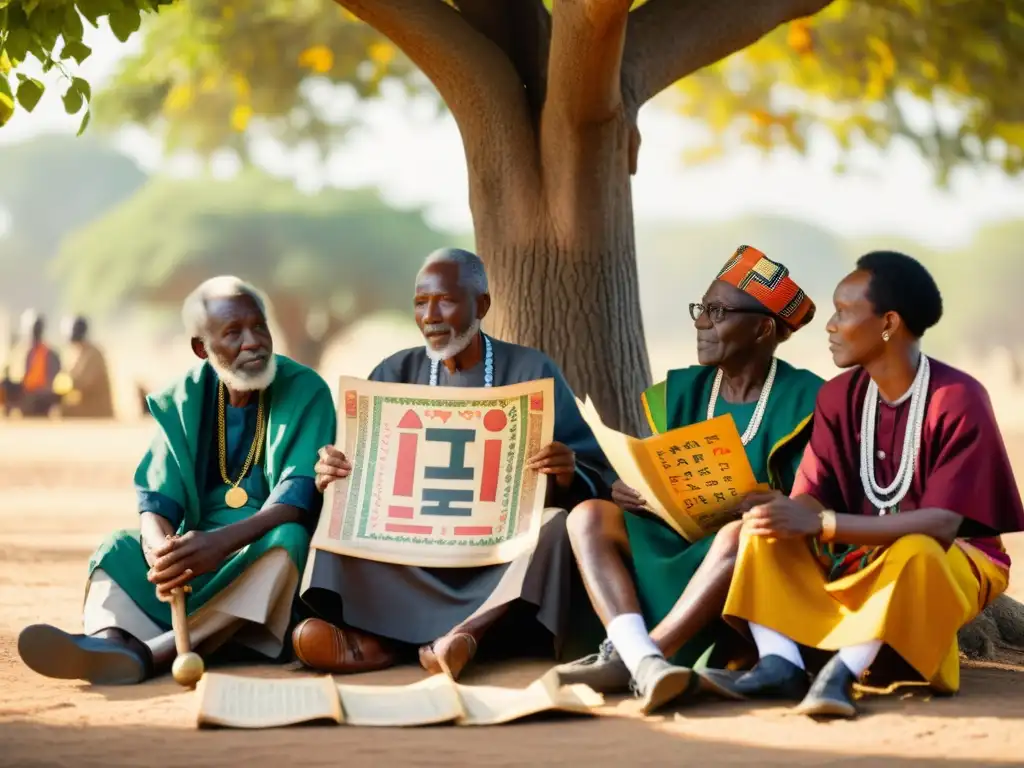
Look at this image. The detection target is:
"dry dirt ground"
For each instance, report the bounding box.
[2,420,1024,766]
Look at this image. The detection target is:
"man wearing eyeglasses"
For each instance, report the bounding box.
[555,245,824,713]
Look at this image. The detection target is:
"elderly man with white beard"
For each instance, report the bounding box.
[18,277,335,685]
[295,248,614,679]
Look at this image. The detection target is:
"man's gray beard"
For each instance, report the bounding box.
[207,350,278,392]
[424,319,482,363]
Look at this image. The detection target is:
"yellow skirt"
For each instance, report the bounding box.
[723,530,1008,693]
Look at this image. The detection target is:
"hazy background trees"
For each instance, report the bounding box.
[53,172,455,367]
[2,133,1022,407]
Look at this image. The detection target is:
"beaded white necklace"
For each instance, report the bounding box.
[859,354,931,515]
[706,357,777,446]
[429,334,494,387]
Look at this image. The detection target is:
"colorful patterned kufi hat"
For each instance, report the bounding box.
[716,245,815,331]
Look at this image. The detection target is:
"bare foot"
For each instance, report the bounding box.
[418,633,477,680]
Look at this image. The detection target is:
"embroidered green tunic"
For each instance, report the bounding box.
[627,360,822,667]
[87,355,335,637]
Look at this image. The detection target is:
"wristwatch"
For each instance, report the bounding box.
[818,509,837,542]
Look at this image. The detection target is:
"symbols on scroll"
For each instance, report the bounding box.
[313,377,555,567]
[386,413,508,536]
[647,414,757,533]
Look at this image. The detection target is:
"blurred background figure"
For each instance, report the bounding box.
[2,310,60,418]
[57,315,114,419]
[0,365,13,416]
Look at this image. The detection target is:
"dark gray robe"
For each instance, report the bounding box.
[300,336,613,653]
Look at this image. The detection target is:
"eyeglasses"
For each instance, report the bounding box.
[689,302,775,324]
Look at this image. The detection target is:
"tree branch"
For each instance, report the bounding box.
[623,0,835,108]
[453,0,551,119]
[546,0,634,124]
[335,0,538,191]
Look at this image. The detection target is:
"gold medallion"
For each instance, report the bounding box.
[225,486,248,509]
[216,384,265,511]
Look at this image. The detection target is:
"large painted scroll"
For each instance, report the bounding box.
[311,377,555,567]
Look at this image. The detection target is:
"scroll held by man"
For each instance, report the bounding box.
[578,399,762,542]
[311,376,555,567]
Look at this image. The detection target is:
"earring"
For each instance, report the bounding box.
[882,331,890,342]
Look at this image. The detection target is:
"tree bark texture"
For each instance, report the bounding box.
[332,0,1024,659]
[479,193,652,437]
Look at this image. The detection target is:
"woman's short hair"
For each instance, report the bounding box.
[856,251,943,338]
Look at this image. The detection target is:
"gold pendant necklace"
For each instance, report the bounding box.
[218,383,265,508]
[225,486,249,509]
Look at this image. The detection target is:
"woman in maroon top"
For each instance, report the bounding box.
[702,251,1024,719]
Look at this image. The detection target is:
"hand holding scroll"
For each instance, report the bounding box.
[315,444,353,493]
[527,441,576,489]
[611,479,648,511]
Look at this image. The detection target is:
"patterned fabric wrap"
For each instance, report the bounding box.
[814,526,1008,583]
[716,245,816,331]
[813,500,899,582]
[813,539,884,582]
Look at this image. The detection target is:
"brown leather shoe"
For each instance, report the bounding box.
[291,618,396,674]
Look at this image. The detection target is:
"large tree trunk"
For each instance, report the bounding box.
[484,234,651,435]
[479,116,651,434]
[336,0,657,435]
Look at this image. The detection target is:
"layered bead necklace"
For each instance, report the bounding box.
[706,357,778,446]
[429,334,494,387]
[859,354,931,515]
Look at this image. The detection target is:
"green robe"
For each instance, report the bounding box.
[627,360,822,667]
[87,355,336,636]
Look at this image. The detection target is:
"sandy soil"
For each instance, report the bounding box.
[2,420,1024,766]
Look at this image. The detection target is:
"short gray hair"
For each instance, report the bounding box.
[419,248,489,296]
[181,276,268,338]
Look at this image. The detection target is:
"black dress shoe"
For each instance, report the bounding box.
[795,653,858,718]
[18,625,152,685]
[695,667,747,701]
[699,654,810,701]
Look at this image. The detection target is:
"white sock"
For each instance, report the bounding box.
[838,640,882,678]
[749,622,805,670]
[606,613,662,677]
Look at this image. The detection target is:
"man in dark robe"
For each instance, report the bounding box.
[703,251,1024,718]
[295,248,613,680]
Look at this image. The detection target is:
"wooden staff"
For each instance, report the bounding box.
[170,587,191,652]
[170,586,205,688]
